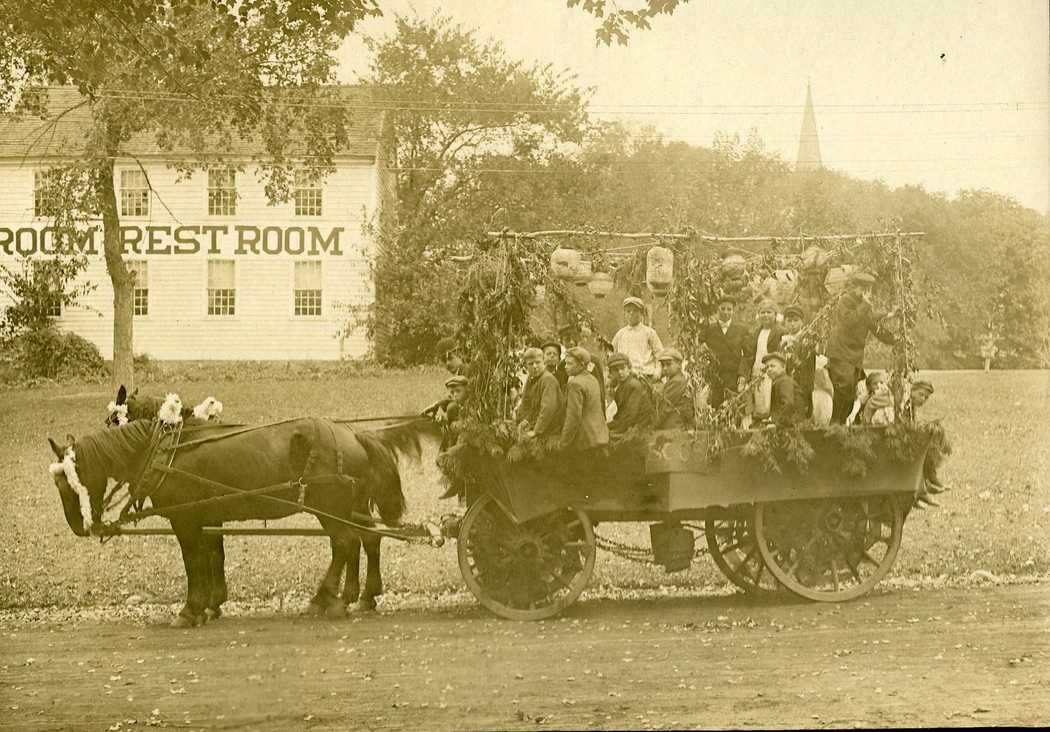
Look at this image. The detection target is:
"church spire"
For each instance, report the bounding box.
[796,82,823,172]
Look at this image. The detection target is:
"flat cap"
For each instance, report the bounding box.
[783,304,805,319]
[436,337,458,355]
[761,351,787,366]
[848,270,877,285]
[565,346,591,365]
[539,338,562,352]
[444,375,468,388]
[657,348,684,362]
[607,352,631,369]
[716,293,736,305]
[911,379,934,394]
[622,296,646,311]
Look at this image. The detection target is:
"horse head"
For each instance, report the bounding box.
[48,434,101,536]
[48,422,152,536]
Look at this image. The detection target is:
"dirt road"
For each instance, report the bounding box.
[2,584,1047,731]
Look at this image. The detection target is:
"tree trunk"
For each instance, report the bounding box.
[96,158,134,389]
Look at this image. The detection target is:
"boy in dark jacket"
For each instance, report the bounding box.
[607,352,654,434]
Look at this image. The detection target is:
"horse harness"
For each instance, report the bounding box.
[101,418,415,543]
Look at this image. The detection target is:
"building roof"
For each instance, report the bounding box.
[0,85,386,161]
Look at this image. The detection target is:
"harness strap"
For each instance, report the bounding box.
[105,466,405,539]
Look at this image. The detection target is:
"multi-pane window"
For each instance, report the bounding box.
[127,260,148,316]
[34,169,61,217]
[293,261,322,316]
[208,167,237,216]
[207,260,236,316]
[293,169,323,216]
[120,169,150,217]
[32,262,62,317]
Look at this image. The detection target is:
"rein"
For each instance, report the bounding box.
[102,416,429,544]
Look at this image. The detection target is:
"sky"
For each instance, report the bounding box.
[337,0,1050,213]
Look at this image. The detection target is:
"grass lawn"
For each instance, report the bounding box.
[1,369,1047,610]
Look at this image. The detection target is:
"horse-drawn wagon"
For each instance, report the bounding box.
[453,425,931,620]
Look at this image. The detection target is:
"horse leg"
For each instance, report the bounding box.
[307,531,350,619]
[341,534,362,606]
[203,529,228,620]
[357,534,383,612]
[172,523,209,628]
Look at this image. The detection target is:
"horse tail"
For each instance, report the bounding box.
[355,431,407,525]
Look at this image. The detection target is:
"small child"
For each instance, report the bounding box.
[761,352,799,427]
[860,371,895,425]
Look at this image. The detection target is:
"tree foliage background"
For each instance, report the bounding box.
[364,16,1049,369]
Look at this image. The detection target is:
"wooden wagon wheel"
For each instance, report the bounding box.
[457,493,596,621]
[753,494,904,602]
[705,515,782,595]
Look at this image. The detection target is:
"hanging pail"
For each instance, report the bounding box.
[646,246,674,295]
[825,265,856,296]
[588,271,614,299]
[550,247,581,280]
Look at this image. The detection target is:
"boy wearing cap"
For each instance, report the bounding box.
[516,347,565,439]
[423,337,468,421]
[744,299,784,419]
[654,348,695,430]
[826,271,897,423]
[541,338,569,388]
[780,304,816,418]
[762,352,799,427]
[699,295,751,408]
[611,297,664,380]
[558,347,610,455]
[607,352,655,434]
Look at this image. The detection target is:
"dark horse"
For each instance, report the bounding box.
[49,416,439,626]
[103,386,428,616]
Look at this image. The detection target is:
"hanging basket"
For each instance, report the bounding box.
[550,247,581,280]
[588,271,614,299]
[646,246,674,295]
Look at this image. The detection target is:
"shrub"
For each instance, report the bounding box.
[8,326,106,381]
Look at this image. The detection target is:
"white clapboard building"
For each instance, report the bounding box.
[0,86,394,360]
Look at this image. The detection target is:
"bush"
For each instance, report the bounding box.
[5,326,106,381]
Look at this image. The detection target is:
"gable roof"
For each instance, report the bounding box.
[0,85,386,161]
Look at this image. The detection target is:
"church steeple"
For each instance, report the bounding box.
[796,82,823,172]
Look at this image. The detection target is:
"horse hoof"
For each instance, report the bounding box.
[303,602,326,617]
[352,600,378,614]
[204,607,222,621]
[324,603,349,620]
[170,614,200,629]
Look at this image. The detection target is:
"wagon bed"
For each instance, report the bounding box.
[456,426,930,619]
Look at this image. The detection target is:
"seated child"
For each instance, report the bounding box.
[860,371,895,425]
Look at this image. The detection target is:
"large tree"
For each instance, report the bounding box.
[1,0,378,386]
[363,15,590,364]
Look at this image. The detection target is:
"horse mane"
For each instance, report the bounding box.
[361,417,442,462]
[75,420,155,478]
[354,432,407,524]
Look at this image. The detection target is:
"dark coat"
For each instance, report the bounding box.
[548,361,569,389]
[744,325,785,374]
[827,292,895,368]
[699,320,751,390]
[783,336,815,416]
[517,370,564,437]
[609,374,654,434]
[769,373,799,426]
[654,371,695,430]
[559,371,609,452]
